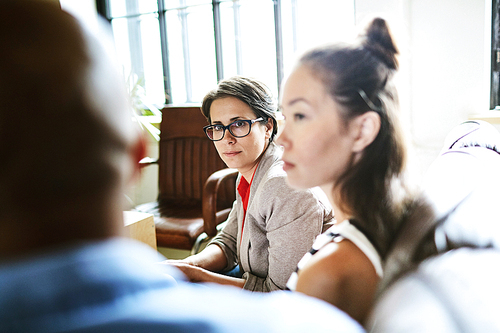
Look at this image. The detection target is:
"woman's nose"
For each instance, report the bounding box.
[222,129,236,144]
[276,127,288,148]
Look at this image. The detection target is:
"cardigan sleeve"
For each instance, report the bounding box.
[207,200,240,272]
[242,176,333,292]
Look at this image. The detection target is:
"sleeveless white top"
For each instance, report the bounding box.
[287,220,383,291]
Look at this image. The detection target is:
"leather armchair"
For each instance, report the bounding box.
[135,106,237,253]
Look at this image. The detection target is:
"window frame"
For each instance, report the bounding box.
[491,0,500,110]
[95,0,286,105]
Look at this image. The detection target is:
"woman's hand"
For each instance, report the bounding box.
[161,260,246,288]
[157,245,245,288]
[163,244,228,272]
[163,260,207,283]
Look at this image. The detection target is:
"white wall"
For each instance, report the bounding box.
[357,0,490,179]
[407,0,488,178]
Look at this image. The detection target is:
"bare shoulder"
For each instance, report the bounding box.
[302,240,375,277]
[295,240,379,323]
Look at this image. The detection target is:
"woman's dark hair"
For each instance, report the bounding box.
[201,76,278,142]
[299,18,409,259]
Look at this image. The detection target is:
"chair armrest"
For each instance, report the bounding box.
[202,168,238,237]
[139,157,158,168]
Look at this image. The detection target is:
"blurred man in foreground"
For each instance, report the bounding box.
[0,1,363,332]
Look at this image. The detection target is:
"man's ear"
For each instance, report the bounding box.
[351,111,381,153]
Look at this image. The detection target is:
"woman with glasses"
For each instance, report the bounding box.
[164,76,333,292]
[277,18,430,324]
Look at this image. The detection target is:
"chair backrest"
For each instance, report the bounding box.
[157,106,234,208]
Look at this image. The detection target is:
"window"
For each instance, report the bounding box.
[492,0,500,109]
[96,0,355,106]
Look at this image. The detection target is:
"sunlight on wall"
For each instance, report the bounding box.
[59,0,98,29]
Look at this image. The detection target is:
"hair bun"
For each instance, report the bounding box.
[361,18,399,70]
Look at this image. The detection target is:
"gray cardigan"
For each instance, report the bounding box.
[209,142,334,292]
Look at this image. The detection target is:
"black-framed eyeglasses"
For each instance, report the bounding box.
[203,117,264,141]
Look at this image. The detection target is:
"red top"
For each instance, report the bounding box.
[237,166,258,243]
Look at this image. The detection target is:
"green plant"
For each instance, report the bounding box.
[127,74,161,141]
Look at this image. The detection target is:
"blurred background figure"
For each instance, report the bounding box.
[369,120,500,332]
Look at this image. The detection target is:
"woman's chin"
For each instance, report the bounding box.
[221,159,237,170]
[285,174,312,190]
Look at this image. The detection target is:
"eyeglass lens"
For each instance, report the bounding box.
[207,120,251,140]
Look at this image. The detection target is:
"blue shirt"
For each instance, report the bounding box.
[0,238,364,333]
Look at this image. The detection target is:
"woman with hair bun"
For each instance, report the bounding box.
[278,18,428,324]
